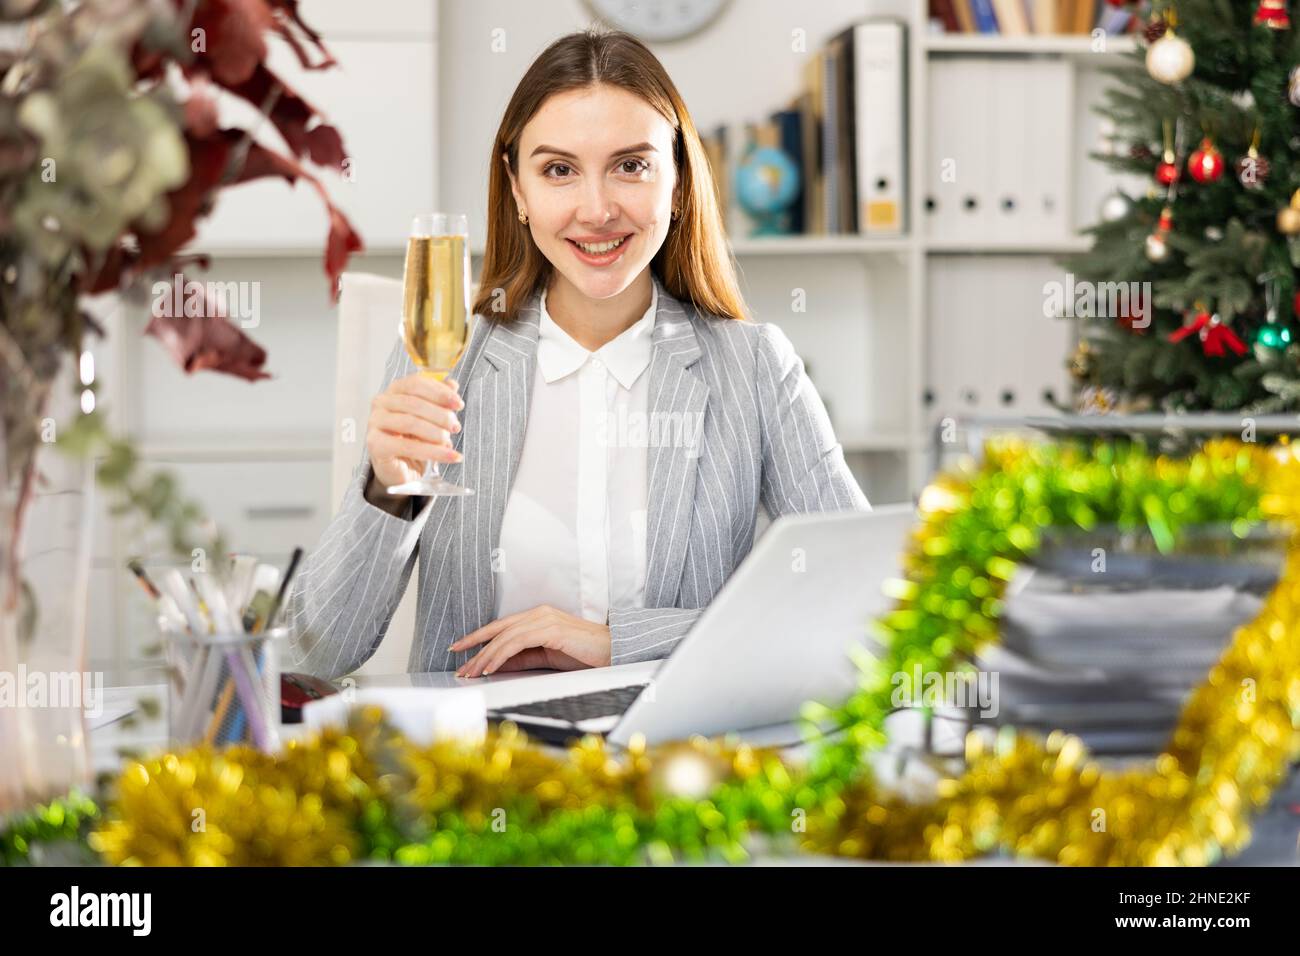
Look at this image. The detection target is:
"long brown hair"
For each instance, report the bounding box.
[473,28,747,323]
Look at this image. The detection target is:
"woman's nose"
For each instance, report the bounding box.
[575,180,616,225]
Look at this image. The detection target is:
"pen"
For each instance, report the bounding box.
[263,546,304,633]
[225,554,259,621]
[241,563,283,633]
[158,568,207,636]
[127,559,161,601]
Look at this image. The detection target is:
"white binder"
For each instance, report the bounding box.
[854,20,907,236]
[926,57,994,244]
[928,57,1071,245]
[988,58,1027,243]
[1020,58,1073,240]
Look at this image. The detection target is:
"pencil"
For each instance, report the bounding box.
[204,678,237,745]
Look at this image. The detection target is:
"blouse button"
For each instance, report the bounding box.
[590,358,603,370]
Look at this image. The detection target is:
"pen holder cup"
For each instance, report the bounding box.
[166,628,286,753]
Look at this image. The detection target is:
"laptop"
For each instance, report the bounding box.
[454,504,915,747]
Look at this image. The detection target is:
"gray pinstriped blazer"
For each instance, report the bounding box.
[286,272,870,679]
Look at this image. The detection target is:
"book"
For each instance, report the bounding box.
[929,0,961,33]
[821,36,842,233]
[953,0,976,34]
[801,50,826,234]
[771,107,806,234]
[832,25,858,233]
[970,0,1000,33]
[1028,0,1057,34]
[992,0,1029,35]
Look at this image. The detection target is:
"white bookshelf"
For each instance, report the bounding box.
[922,32,1137,56]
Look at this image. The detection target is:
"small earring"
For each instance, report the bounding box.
[670,207,680,221]
[517,210,528,224]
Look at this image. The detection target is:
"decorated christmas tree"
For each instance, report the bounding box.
[1065,0,1300,413]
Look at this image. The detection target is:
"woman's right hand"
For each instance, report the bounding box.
[367,372,465,492]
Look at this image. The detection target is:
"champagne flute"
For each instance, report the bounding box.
[386,212,475,497]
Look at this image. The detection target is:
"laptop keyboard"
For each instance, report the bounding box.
[490,684,648,724]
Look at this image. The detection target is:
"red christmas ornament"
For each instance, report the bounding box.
[1155,157,1180,185]
[1168,310,1248,357]
[1254,0,1291,29]
[1188,138,1225,183]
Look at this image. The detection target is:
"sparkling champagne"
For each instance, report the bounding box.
[402,233,470,377]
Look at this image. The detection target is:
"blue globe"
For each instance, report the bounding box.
[735,146,800,235]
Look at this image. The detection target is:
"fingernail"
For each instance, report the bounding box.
[454,451,463,461]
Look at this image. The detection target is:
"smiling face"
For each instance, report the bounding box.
[505,83,679,303]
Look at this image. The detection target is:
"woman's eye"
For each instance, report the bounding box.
[543,163,572,179]
[620,158,650,175]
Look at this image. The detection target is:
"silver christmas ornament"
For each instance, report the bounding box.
[1145,231,1170,261]
[1147,31,1194,84]
[1100,192,1131,222]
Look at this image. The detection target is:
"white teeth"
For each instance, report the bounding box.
[574,236,627,254]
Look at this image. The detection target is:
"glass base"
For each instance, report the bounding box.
[386,477,475,497]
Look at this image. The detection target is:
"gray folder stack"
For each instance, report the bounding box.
[967,525,1286,755]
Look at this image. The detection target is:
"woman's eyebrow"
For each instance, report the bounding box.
[529,142,658,160]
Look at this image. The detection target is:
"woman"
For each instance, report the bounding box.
[287,29,869,681]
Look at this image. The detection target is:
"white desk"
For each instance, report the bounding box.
[89,669,956,768]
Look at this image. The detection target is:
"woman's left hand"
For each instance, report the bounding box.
[450,604,612,677]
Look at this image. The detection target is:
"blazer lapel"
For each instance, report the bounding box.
[643,277,709,609]
[447,298,539,635]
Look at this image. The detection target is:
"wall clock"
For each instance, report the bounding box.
[583,0,731,42]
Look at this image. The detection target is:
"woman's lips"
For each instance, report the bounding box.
[566,234,631,266]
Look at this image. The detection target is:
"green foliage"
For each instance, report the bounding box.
[0,791,100,866]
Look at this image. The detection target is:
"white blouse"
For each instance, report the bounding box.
[492,282,657,625]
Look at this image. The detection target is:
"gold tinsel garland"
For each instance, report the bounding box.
[801,438,1300,864]
[84,438,1300,866]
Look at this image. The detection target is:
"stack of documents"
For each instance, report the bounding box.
[970,566,1276,754]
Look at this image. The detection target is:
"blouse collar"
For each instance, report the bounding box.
[536,280,657,389]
